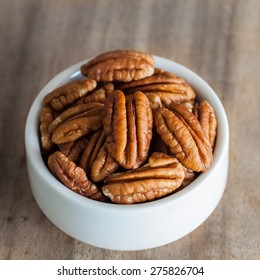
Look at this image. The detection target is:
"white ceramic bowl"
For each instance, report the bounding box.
[25,56,229,251]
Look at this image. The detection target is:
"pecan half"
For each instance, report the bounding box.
[193,100,217,148]
[154,104,213,172]
[79,130,106,172]
[91,145,119,182]
[39,106,55,151]
[102,152,185,204]
[103,90,153,169]
[43,78,97,110]
[119,68,183,90]
[48,151,102,199]
[81,50,154,82]
[148,152,195,187]
[119,68,195,107]
[79,130,119,182]
[148,151,178,167]
[52,113,102,144]
[48,102,104,133]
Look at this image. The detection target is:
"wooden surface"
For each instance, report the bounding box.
[0,0,259,260]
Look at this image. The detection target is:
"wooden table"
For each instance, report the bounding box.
[1,0,259,260]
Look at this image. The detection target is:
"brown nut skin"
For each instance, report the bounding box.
[43,78,97,111]
[50,101,103,147]
[102,179,182,204]
[48,102,104,133]
[193,100,217,148]
[103,90,153,169]
[102,152,185,204]
[79,130,106,173]
[51,112,103,144]
[48,151,102,199]
[79,130,119,182]
[81,50,154,82]
[119,68,196,107]
[148,151,178,167]
[119,68,183,90]
[148,152,196,187]
[154,104,213,172]
[90,145,119,182]
[39,106,55,151]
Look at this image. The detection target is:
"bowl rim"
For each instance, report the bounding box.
[25,55,229,211]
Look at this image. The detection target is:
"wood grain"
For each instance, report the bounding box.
[0,0,259,259]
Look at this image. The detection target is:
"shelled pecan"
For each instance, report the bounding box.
[103,90,153,169]
[193,100,217,148]
[102,153,185,204]
[147,152,196,188]
[51,114,102,144]
[48,102,104,133]
[147,151,178,167]
[39,106,56,151]
[79,130,106,172]
[90,145,119,182]
[119,68,195,107]
[81,50,154,82]
[50,102,103,144]
[79,130,119,182]
[48,151,103,200]
[43,78,97,110]
[154,103,213,172]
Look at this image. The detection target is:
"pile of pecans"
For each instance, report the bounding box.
[39,50,217,204]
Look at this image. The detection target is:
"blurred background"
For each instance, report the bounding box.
[0,0,259,259]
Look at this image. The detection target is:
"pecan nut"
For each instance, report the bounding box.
[90,145,119,182]
[52,113,102,144]
[79,130,119,182]
[43,78,97,110]
[48,151,102,199]
[147,152,195,187]
[193,100,217,148]
[154,103,213,172]
[102,152,185,204]
[103,90,153,169]
[79,130,106,172]
[48,102,104,133]
[50,101,104,144]
[119,68,195,107]
[39,106,56,151]
[81,50,154,82]
[148,151,178,167]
